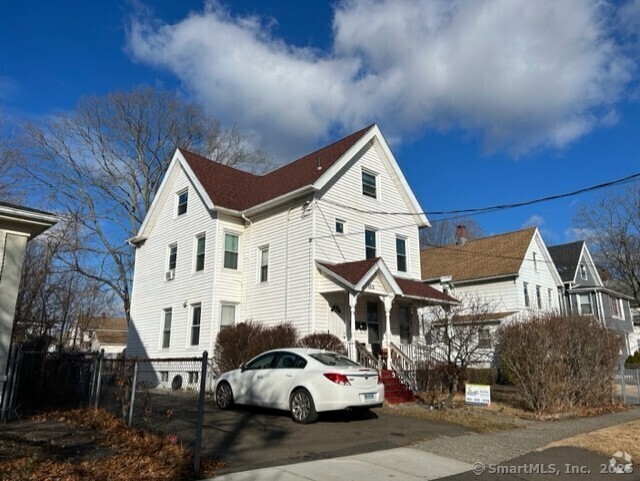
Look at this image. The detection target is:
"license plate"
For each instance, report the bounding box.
[363,393,375,401]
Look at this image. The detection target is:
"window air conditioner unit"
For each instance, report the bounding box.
[165,270,175,281]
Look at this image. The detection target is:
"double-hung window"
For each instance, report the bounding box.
[220,304,236,329]
[523,282,530,308]
[365,228,377,259]
[259,247,269,283]
[609,297,622,318]
[190,304,201,346]
[536,285,542,309]
[195,235,206,272]
[224,233,239,269]
[362,170,377,199]
[162,308,172,349]
[166,244,177,280]
[176,190,188,216]
[396,236,407,272]
[478,328,492,349]
[579,294,592,315]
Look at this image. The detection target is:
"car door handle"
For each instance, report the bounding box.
[256,375,264,379]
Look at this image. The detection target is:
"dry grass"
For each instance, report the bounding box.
[381,397,520,433]
[544,419,640,464]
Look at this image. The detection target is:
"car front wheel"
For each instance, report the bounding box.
[216,382,234,410]
[290,388,318,424]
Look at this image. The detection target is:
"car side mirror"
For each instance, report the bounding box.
[240,362,246,372]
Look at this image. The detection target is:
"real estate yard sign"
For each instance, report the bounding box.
[465,384,491,406]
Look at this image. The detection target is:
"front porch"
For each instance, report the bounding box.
[316,258,458,381]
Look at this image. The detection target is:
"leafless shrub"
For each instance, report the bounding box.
[496,314,622,413]
[299,333,347,354]
[213,321,299,374]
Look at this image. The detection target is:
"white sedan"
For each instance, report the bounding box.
[214,348,384,423]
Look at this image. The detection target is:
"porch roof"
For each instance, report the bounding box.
[317,258,458,304]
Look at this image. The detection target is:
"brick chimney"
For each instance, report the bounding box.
[455,225,468,245]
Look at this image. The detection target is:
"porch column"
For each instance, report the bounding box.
[380,294,394,351]
[348,292,359,360]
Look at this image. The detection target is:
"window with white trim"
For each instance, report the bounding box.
[160,371,168,383]
[548,288,553,308]
[536,285,542,309]
[335,219,345,234]
[166,244,177,279]
[532,252,538,272]
[190,304,201,346]
[523,282,530,308]
[176,190,188,216]
[396,236,407,272]
[609,296,623,318]
[580,264,587,280]
[362,170,377,199]
[579,294,592,315]
[188,371,199,384]
[162,308,172,349]
[195,234,206,272]
[220,304,236,329]
[478,328,492,349]
[259,246,269,283]
[365,228,377,259]
[224,233,239,270]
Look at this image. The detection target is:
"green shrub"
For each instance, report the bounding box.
[625,350,640,367]
[299,332,347,354]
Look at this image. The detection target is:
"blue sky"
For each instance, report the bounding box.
[2,0,640,245]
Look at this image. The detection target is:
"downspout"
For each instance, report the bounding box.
[241,213,253,316]
[310,198,317,333]
[209,216,219,360]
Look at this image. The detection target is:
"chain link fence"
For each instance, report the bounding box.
[1,348,211,472]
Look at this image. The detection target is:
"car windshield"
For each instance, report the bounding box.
[309,352,360,367]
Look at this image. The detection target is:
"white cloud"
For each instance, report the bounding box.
[127,0,634,162]
[522,214,545,228]
[564,227,595,242]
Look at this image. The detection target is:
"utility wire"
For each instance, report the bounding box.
[319,170,640,217]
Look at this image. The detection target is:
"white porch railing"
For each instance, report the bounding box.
[388,342,418,393]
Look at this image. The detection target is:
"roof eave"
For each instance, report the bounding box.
[243,185,316,216]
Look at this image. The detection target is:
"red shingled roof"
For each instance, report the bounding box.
[180,124,375,211]
[318,258,458,304]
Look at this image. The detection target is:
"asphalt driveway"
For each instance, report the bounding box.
[201,404,468,474]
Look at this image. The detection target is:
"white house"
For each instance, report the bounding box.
[127,125,456,365]
[420,226,564,352]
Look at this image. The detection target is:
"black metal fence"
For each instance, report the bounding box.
[1,348,210,472]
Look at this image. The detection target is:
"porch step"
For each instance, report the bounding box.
[380,370,416,404]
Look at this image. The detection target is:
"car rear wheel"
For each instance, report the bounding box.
[290,388,318,424]
[216,382,234,410]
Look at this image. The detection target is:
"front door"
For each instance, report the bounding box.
[399,306,411,344]
[367,302,381,356]
[329,303,347,340]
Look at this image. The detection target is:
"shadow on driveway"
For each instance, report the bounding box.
[201,403,468,474]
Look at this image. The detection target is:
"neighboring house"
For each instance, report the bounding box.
[548,241,634,356]
[0,201,58,405]
[71,316,128,358]
[420,226,564,353]
[128,124,456,367]
[631,307,640,356]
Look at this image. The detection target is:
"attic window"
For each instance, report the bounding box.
[177,190,188,216]
[580,264,587,280]
[362,170,377,199]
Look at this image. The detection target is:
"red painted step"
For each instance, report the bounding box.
[380,370,416,404]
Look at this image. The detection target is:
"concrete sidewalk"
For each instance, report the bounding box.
[208,447,473,481]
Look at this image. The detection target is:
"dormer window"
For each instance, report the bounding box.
[362,170,377,199]
[177,190,188,216]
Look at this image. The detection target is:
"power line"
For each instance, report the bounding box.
[319,170,640,217]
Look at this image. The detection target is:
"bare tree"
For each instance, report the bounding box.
[573,185,640,305]
[420,293,497,406]
[21,86,272,323]
[0,108,22,201]
[420,217,484,249]
[13,224,112,352]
